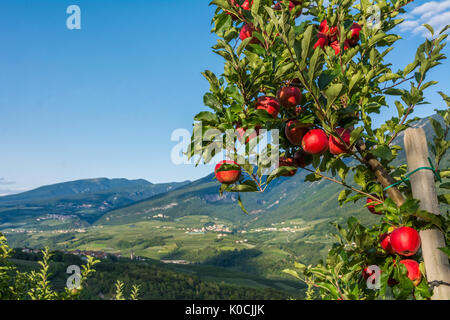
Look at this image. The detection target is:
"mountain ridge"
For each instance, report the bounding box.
[0,114,444,232]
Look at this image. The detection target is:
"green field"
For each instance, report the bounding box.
[4,214,344,280]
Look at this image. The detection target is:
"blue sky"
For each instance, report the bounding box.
[0,0,449,194]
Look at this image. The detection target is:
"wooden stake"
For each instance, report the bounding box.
[404,128,450,300]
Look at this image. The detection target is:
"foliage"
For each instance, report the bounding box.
[113,280,140,300]
[0,232,99,300]
[8,246,302,300]
[190,0,450,299]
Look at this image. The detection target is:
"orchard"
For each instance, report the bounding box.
[189,0,450,300]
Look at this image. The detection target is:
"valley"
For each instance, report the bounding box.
[0,115,446,297]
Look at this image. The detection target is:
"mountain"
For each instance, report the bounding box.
[73,113,445,271]
[0,178,191,204]
[0,178,190,226]
[98,114,445,228]
[1,114,446,278]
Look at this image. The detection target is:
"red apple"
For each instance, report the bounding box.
[362,267,373,280]
[328,26,338,42]
[329,127,351,155]
[330,40,350,55]
[236,125,261,144]
[225,0,239,20]
[285,120,307,145]
[214,160,241,184]
[319,19,329,33]
[348,22,362,47]
[240,0,252,10]
[301,129,329,155]
[226,0,252,19]
[273,1,302,18]
[380,232,394,254]
[390,226,421,256]
[399,259,422,286]
[314,32,328,49]
[279,156,297,176]
[293,149,312,168]
[239,24,259,44]
[388,277,399,287]
[255,96,280,118]
[277,86,303,109]
[366,195,382,214]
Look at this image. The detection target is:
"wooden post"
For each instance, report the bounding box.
[404,128,450,300]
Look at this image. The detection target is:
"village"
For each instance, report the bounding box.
[182,223,232,234]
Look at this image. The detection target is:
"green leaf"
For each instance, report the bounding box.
[348,71,362,93]
[384,88,405,96]
[403,60,419,75]
[439,182,450,189]
[349,127,364,146]
[368,32,387,47]
[420,80,438,91]
[412,210,443,229]
[383,198,400,214]
[203,93,223,112]
[283,269,301,280]
[300,25,314,66]
[422,24,434,36]
[400,198,420,214]
[323,83,343,107]
[202,70,220,94]
[441,170,450,178]
[218,183,228,196]
[439,25,450,35]
[338,189,352,206]
[229,180,258,192]
[237,195,248,214]
[210,0,231,9]
[318,71,337,90]
[414,276,432,299]
[371,145,393,161]
[430,118,444,137]
[438,246,450,258]
[308,48,324,86]
[353,166,369,188]
[378,73,402,83]
[395,101,404,118]
[214,13,232,35]
[215,163,240,172]
[266,166,297,184]
[236,37,253,56]
[194,111,219,123]
[251,0,261,16]
[305,173,322,182]
[438,194,450,204]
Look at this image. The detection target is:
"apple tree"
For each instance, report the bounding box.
[188,0,449,299]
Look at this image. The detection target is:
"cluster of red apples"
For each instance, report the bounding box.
[216,1,364,185]
[364,226,422,287]
[313,19,362,55]
[215,0,424,290]
[229,1,303,42]
[214,84,352,182]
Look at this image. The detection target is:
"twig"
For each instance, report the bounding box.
[302,167,383,202]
